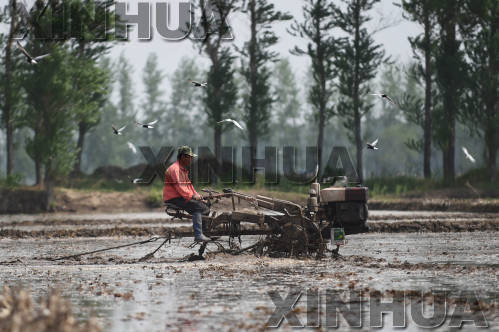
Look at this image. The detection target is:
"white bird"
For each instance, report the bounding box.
[217,118,244,130]
[136,120,158,129]
[190,80,207,88]
[367,138,379,150]
[127,141,137,154]
[112,124,126,135]
[462,147,476,163]
[16,41,50,64]
[370,93,397,106]
[128,175,144,184]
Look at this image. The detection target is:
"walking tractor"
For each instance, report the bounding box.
[164,176,369,259]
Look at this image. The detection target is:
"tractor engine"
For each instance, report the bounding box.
[307,177,369,237]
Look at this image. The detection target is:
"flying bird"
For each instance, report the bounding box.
[190,80,207,88]
[16,41,50,64]
[136,120,158,129]
[462,147,476,163]
[217,119,244,130]
[112,125,126,135]
[367,138,379,150]
[127,141,137,154]
[370,93,397,106]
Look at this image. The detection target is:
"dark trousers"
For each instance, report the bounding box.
[165,197,210,215]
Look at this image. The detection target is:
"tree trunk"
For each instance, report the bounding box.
[35,157,43,186]
[316,65,326,175]
[485,19,498,182]
[485,126,497,182]
[213,124,221,184]
[354,110,363,183]
[440,3,457,185]
[423,2,432,179]
[6,115,14,176]
[317,108,325,177]
[44,165,54,211]
[248,0,258,173]
[4,0,17,176]
[73,122,86,174]
[353,0,363,183]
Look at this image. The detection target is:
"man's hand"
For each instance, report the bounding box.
[193,194,202,201]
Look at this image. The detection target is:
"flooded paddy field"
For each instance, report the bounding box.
[0,211,498,331]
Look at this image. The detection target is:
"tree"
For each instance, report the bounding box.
[334,0,388,183]
[21,43,78,207]
[168,57,204,146]
[83,57,130,171]
[1,0,24,176]
[70,0,122,174]
[117,53,135,120]
[399,0,438,179]
[271,58,302,148]
[191,0,240,166]
[239,0,291,171]
[459,0,499,181]
[433,0,466,184]
[204,47,238,158]
[72,57,112,174]
[289,0,341,173]
[142,53,166,146]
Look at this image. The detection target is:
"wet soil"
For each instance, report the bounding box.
[0,211,497,331]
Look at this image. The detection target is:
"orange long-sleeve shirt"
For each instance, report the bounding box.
[163,160,198,202]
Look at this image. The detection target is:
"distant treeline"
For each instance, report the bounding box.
[0,0,497,206]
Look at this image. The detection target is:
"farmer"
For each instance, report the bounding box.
[163,146,211,242]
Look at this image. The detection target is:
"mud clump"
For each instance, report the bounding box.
[0,286,101,332]
[369,219,499,233]
[369,198,499,213]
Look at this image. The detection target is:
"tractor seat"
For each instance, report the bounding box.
[164,202,189,219]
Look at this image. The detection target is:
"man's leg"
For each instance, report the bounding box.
[165,198,211,241]
[192,211,211,241]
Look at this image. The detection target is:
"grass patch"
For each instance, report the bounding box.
[365,176,437,198]
[0,173,24,188]
[145,187,163,208]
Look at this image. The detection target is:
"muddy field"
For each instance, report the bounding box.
[0,211,498,331]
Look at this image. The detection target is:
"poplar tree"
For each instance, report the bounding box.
[289,0,341,172]
[399,0,437,179]
[239,0,291,171]
[334,0,388,183]
[459,0,499,181]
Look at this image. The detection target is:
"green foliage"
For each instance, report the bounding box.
[365,176,435,197]
[0,173,23,188]
[458,0,499,181]
[289,0,339,123]
[205,48,238,127]
[20,43,79,183]
[145,187,163,208]
[270,58,303,147]
[142,53,167,146]
[239,0,292,143]
[167,57,205,146]
[334,0,389,182]
[335,0,388,133]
